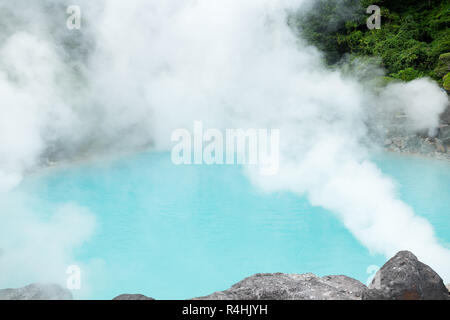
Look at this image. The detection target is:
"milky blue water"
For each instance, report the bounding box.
[15,152,450,299]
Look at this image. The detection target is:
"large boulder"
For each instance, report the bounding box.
[193,273,367,300]
[113,294,155,300]
[439,125,450,145]
[6,252,447,300]
[0,283,73,300]
[363,251,450,300]
[435,53,450,78]
[437,53,450,118]
[444,73,450,93]
[440,106,450,126]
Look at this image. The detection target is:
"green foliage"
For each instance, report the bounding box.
[435,52,450,77]
[391,67,425,81]
[444,73,450,90]
[288,0,364,64]
[292,0,450,82]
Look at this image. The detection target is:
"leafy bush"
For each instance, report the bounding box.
[291,0,450,82]
[444,73,450,91]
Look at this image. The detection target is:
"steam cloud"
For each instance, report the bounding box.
[0,0,449,291]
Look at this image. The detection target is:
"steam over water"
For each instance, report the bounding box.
[0,0,449,295]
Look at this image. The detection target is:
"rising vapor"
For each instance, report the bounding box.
[0,0,448,291]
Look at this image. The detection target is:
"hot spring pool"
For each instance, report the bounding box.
[12,152,450,299]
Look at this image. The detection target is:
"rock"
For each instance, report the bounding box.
[0,283,73,300]
[5,252,448,301]
[113,294,155,300]
[440,125,450,146]
[384,138,393,146]
[435,53,450,78]
[405,135,421,150]
[447,284,450,293]
[419,140,438,154]
[392,137,407,150]
[441,107,450,125]
[363,251,450,300]
[444,73,450,90]
[193,273,367,300]
[435,140,446,153]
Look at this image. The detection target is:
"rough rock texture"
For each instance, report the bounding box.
[0,284,73,300]
[380,90,450,160]
[444,73,450,93]
[440,125,450,146]
[193,273,367,300]
[363,251,450,300]
[4,251,448,300]
[380,103,450,160]
[113,294,155,300]
[193,251,448,301]
[384,133,450,160]
[435,53,450,78]
[447,284,450,292]
[441,106,450,125]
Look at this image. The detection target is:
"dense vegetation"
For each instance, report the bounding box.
[290,0,450,84]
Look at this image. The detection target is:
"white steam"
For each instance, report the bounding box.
[0,0,449,290]
[0,197,96,293]
[380,79,448,134]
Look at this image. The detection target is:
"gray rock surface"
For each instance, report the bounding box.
[439,125,450,146]
[384,133,450,160]
[193,273,367,300]
[380,94,450,160]
[0,283,73,300]
[113,294,155,300]
[441,106,450,125]
[363,251,450,300]
[3,251,448,300]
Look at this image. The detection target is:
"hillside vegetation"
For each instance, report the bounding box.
[291,0,450,84]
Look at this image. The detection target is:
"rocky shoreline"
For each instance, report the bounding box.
[1,251,449,300]
[2,101,449,302]
[382,102,450,161]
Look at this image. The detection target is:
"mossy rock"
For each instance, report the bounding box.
[444,73,450,92]
[439,53,450,65]
[392,68,425,82]
[381,76,399,86]
[435,53,450,78]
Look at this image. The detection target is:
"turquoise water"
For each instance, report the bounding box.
[15,152,450,299]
